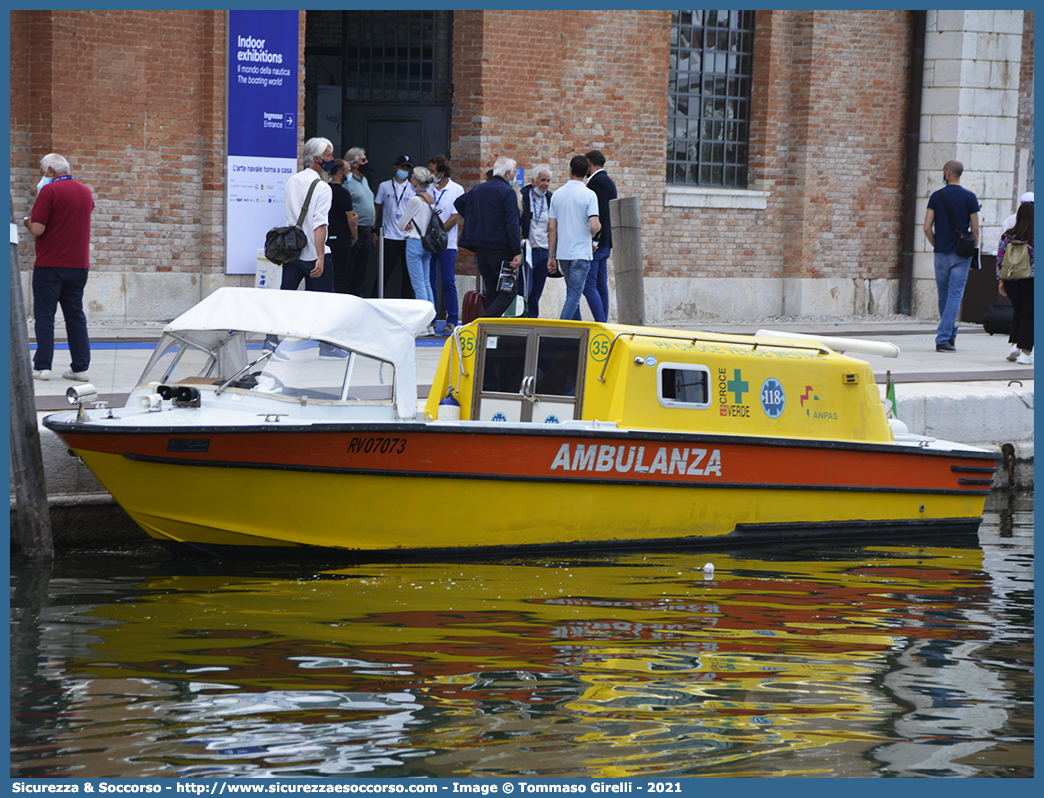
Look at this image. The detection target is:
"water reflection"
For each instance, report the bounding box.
[10,497,1033,778]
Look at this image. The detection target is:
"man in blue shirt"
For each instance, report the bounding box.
[923,160,980,352]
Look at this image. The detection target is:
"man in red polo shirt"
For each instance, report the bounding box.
[23,152,95,381]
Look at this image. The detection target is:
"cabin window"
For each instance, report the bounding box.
[658,363,711,408]
[482,334,528,394]
[535,337,581,397]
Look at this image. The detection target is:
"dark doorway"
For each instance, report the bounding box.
[305,10,453,296]
[305,10,453,181]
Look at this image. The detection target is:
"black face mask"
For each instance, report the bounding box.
[358,162,373,177]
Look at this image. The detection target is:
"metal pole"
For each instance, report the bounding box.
[609,196,646,326]
[378,229,384,298]
[9,195,54,562]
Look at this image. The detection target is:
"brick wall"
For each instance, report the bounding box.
[449,10,909,291]
[448,10,669,274]
[707,10,910,284]
[11,10,228,278]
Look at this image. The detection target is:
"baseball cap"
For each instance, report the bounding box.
[1019,191,1034,203]
[394,155,412,167]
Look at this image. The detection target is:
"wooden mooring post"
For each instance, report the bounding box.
[9,195,54,562]
[608,196,646,326]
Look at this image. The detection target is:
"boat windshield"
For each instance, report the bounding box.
[136,331,394,404]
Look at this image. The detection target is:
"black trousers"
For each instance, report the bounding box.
[346,227,374,297]
[382,238,413,299]
[1004,277,1034,351]
[330,243,353,294]
[474,246,517,317]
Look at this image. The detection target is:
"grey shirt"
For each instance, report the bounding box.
[344,174,376,228]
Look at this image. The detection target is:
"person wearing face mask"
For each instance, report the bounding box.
[397,167,439,335]
[923,160,980,352]
[23,152,95,382]
[327,159,359,295]
[342,147,377,296]
[426,154,464,333]
[521,164,554,318]
[279,137,335,294]
[374,155,416,299]
[264,137,342,359]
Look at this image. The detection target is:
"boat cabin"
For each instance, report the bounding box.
[425,318,894,444]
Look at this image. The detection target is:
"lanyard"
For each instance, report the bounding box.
[532,191,545,224]
[395,182,410,209]
[53,175,74,184]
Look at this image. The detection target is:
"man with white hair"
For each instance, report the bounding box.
[23,152,95,381]
[521,164,554,317]
[281,136,335,292]
[265,137,339,359]
[454,156,523,317]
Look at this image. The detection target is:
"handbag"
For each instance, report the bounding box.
[937,191,977,259]
[501,252,529,318]
[999,238,1032,280]
[264,178,321,264]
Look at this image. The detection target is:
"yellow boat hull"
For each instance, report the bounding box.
[77,439,990,556]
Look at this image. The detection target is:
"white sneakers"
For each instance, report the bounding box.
[33,369,89,380]
[1015,351,1034,366]
[1006,344,1020,362]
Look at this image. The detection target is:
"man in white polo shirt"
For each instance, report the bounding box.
[548,155,601,320]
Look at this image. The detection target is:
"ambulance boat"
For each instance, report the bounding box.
[43,287,998,557]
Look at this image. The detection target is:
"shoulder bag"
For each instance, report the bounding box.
[937,191,977,259]
[264,178,321,264]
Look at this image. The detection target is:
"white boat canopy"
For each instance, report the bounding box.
[164,288,436,418]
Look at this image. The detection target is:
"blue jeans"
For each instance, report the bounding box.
[559,259,592,320]
[281,258,335,293]
[527,248,549,318]
[581,246,610,322]
[405,237,435,306]
[934,252,971,345]
[428,247,459,325]
[33,266,90,372]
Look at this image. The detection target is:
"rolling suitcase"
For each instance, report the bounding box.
[982,299,1013,335]
[461,270,485,324]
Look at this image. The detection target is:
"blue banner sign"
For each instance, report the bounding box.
[228,9,298,158]
[226,10,299,275]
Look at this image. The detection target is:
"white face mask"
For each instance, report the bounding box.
[37,175,53,191]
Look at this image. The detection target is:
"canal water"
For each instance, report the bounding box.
[10,494,1033,779]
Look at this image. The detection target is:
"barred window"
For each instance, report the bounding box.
[668,10,755,188]
[343,10,452,103]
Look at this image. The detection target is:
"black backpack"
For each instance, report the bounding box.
[420,200,448,254]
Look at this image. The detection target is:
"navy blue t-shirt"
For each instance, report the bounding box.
[927,184,980,254]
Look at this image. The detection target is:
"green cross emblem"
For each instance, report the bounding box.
[727,369,749,404]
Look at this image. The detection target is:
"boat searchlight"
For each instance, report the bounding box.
[66,383,98,423]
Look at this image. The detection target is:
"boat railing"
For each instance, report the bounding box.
[597,331,831,382]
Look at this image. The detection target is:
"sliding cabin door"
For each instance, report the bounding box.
[473,326,587,423]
